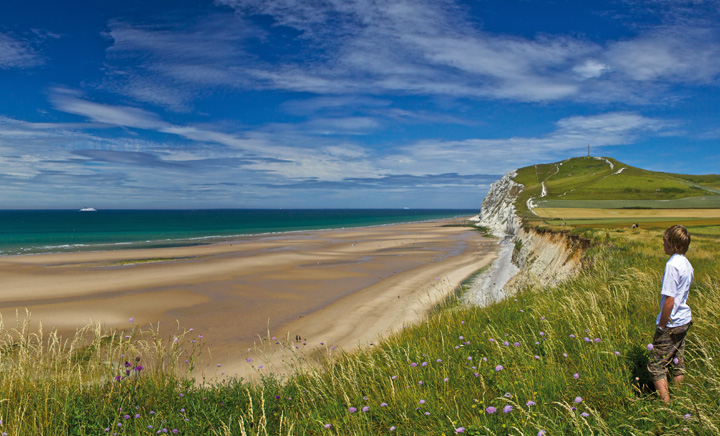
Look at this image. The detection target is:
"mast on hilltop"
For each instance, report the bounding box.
[587,145,590,157]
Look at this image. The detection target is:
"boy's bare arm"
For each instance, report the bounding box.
[658,296,675,329]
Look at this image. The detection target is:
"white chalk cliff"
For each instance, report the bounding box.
[465,170,583,306]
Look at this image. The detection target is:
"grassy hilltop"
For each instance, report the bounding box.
[0,158,719,435]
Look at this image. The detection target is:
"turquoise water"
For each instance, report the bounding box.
[0,209,478,256]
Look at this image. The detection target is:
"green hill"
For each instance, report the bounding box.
[513,157,720,215]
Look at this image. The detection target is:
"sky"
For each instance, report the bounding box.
[1,0,719,209]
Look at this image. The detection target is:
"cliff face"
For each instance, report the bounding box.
[465,170,583,305]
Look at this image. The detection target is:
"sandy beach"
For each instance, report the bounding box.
[0,218,497,380]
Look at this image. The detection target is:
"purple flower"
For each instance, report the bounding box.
[486,406,496,414]
[129,317,134,322]
[514,342,520,347]
[436,359,442,362]
[495,365,503,372]
[573,373,579,379]
[526,400,536,407]
[362,406,369,412]
[381,402,388,407]
[467,356,472,361]
[569,334,575,338]
[538,431,547,436]
[424,412,430,416]
[684,413,692,420]
[418,380,423,385]
[443,377,449,382]
[489,338,495,342]
[411,362,417,367]
[459,336,464,340]
[324,424,332,429]
[246,358,252,362]
[134,365,144,372]
[647,344,654,350]
[419,399,425,405]
[389,426,396,432]
[563,353,568,357]
[391,375,397,380]
[503,405,513,413]
[349,407,357,413]
[574,397,583,404]
[594,338,601,343]
[124,415,130,420]
[135,414,140,419]
[581,412,589,417]
[673,357,679,365]
[584,337,590,342]
[534,355,540,360]
[539,332,544,336]
[503,341,510,346]
[615,351,621,355]
[422,362,428,367]
[455,427,465,433]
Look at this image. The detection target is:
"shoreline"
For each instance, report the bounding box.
[0,217,497,381]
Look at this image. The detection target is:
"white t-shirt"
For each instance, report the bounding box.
[656,253,693,327]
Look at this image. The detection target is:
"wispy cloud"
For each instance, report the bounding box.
[0,32,43,69]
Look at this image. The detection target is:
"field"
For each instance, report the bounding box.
[534,208,720,220]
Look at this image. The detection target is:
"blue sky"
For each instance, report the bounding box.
[1,0,719,209]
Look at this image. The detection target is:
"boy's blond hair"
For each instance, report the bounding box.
[663,225,691,255]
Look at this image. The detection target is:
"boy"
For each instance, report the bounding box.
[649,224,693,403]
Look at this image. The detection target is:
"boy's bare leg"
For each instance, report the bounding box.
[673,374,684,385]
[654,378,671,403]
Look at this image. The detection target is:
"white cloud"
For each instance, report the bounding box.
[50,89,170,129]
[380,112,672,176]
[0,32,42,69]
[573,60,611,79]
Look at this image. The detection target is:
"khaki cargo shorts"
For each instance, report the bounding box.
[648,321,692,381]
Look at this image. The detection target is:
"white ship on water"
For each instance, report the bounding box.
[79,207,97,212]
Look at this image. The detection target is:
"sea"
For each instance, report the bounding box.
[0,209,479,257]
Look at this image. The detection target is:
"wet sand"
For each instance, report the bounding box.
[0,218,497,380]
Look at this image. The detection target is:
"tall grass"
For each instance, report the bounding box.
[0,226,718,435]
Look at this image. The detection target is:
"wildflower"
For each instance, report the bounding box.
[362,406,369,412]
[467,356,472,361]
[574,397,583,404]
[504,392,512,398]
[541,316,545,320]
[459,336,464,340]
[424,412,431,415]
[562,353,568,357]
[538,431,547,436]
[594,338,601,343]
[474,373,479,377]
[124,415,131,420]
[444,377,449,382]
[489,338,495,342]
[615,351,621,355]
[495,365,503,372]
[684,413,691,420]
[647,344,654,350]
[390,426,396,431]
[134,365,144,371]
[422,362,428,367]
[486,406,496,414]
[324,424,332,429]
[391,375,397,379]
[584,337,590,342]
[381,402,388,407]
[419,400,425,405]
[534,355,540,360]
[455,427,465,433]
[436,359,442,362]
[135,414,140,419]
[503,341,510,346]
[349,407,357,413]
[539,332,544,336]
[246,358,252,362]
[581,412,589,417]
[418,380,423,385]
[573,373,579,379]
[674,357,680,365]
[129,317,134,322]
[526,400,536,406]
[569,334,575,338]
[514,342,520,347]
[503,405,513,413]
[411,362,417,367]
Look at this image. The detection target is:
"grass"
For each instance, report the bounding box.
[0,223,719,435]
